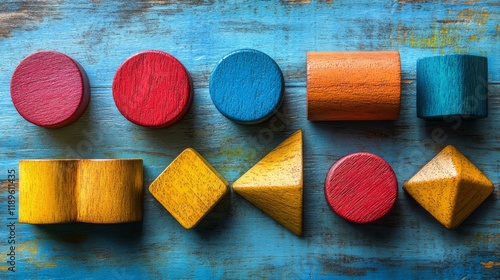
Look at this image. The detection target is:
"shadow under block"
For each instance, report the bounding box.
[403,145,494,229]
[148,148,229,229]
[232,130,303,236]
[306,51,401,121]
[416,54,488,119]
[209,49,284,124]
[112,50,192,128]
[324,153,398,223]
[10,51,90,128]
[19,159,143,224]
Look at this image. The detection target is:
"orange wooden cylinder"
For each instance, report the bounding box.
[307,51,401,121]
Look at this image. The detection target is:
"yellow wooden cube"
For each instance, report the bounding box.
[403,145,493,229]
[149,148,229,229]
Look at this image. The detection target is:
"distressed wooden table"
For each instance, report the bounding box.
[1,1,499,279]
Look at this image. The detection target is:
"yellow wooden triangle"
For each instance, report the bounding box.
[233,130,303,236]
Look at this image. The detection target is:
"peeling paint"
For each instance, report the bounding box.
[480,261,500,269]
[0,1,60,38]
[458,8,489,25]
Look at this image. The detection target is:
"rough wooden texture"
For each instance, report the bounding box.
[10,51,90,128]
[325,153,398,224]
[233,130,303,236]
[403,145,494,229]
[417,54,488,119]
[149,148,229,229]
[209,49,284,124]
[0,1,498,278]
[19,159,143,224]
[113,50,192,128]
[307,51,401,121]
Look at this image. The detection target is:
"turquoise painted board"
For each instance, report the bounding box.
[0,1,499,279]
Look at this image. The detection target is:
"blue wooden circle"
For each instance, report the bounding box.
[416,54,488,119]
[209,49,284,124]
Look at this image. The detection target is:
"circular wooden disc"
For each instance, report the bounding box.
[324,152,398,223]
[10,51,90,128]
[209,49,284,124]
[112,50,192,128]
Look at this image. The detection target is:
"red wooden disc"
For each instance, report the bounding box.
[112,50,192,128]
[324,152,398,223]
[10,51,90,128]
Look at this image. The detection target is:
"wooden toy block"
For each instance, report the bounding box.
[209,49,284,124]
[113,50,192,128]
[403,145,493,229]
[416,54,488,119]
[148,148,229,229]
[10,51,90,128]
[19,159,143,224]
[324,153,398,223]
[306,51,401,121]
[232,130,303,236]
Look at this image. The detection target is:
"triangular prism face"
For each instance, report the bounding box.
[404,145,494,229]
[233,130,303,236]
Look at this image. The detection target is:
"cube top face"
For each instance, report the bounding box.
[404,145,494,229]
[149,148,229,229]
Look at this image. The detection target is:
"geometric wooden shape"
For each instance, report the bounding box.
[324,152,398,223]
[19,159,143,224]
[232,130,303,236]
[209,49,284,124]
[112,50,193,128]
[403,145,494,229]
[417,55,488,119]
[307,51,401,121]
[10,51,91,128]
[148,148,229,229]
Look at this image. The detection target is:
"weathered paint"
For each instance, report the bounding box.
[0,0,498,279]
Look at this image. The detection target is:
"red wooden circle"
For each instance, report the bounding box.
[112,50,192,128]
[10,51,90,128]
[324,152,398,223]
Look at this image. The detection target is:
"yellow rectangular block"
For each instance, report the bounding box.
[19,159,143,224]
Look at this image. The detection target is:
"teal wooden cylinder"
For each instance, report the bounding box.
[416,54,488,119]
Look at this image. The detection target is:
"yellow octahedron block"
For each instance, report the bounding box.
[232,130,303,236]
[19,159,143,224]
[403,145,494,229]
[149,148,229,229]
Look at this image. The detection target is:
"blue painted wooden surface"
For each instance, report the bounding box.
[417,54,489,119]
[0,0,499,279]
[210,49,284,124]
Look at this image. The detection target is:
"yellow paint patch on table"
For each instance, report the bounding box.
[403,145,493,229]
[149,148,229,229]
[19,159,143,224]
[233,130,303,236]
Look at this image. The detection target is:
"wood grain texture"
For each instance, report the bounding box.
[19,159,143,224]
[307,51,401,121]
[0,1,499,278]
[416,54,488,119]
[10,51,90,128]
[403,145,494,229]
[148,148,229,229]
[209,49,284,124]
[324,153,398,223]
[112,50,192,128]
[233,130,303,236]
